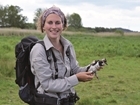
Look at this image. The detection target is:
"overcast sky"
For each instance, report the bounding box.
[1,0,140,31]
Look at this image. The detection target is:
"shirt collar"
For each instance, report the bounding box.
[43,35,71,51]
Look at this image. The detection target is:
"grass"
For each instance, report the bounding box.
[76,56,140,105]
[0,31,140,105]
[0,76,25,105]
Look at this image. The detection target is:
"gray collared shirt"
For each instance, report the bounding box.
[30,35,87,98]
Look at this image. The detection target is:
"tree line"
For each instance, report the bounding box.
[0,4,127,33]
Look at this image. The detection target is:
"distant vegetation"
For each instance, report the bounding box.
[0,28,140,37]
[0,4,137,33]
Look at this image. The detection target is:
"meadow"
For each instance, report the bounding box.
[0,29,140,105]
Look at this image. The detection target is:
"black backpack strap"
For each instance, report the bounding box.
[37,41,51,63]
[66,46,74,76]
[51,50,58,79]
[37,41,58,79]
[66,46,70,59]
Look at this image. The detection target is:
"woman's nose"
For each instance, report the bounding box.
[52,23,56,28]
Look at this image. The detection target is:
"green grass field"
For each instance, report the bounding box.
[0,32,140,105]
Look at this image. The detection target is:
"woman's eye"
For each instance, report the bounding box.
[56,21,61,25]
[48,21,53,24]
[47,21,61,25]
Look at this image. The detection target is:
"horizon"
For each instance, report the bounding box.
[0,0,140,32]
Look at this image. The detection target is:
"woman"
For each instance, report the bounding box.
[30,6,97,105]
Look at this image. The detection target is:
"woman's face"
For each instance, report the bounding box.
[43,14,63,39]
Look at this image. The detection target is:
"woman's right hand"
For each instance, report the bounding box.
[76,72,94,82]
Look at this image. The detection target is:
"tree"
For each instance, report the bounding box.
[67,13,82,28]
[8,5,27,28]
[66,13,70,26]
[115,29,124,36]
[0,5,27,28]
[0,5,8,27]
[33,8,45,29]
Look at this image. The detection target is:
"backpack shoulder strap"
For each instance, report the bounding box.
[37,40,58,79]
[37,41,51,63]
[66,46,70,59]
[66,46,74,75]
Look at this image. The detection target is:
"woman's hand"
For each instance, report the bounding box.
[76,71,94,82]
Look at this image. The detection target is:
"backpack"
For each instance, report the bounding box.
[14,36,51,104]
[14,36,71,104]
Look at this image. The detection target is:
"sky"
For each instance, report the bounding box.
[1,0,140,32]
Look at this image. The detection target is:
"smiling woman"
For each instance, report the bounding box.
[28,5,105,105]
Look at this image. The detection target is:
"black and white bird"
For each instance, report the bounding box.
[86,58,107,79]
